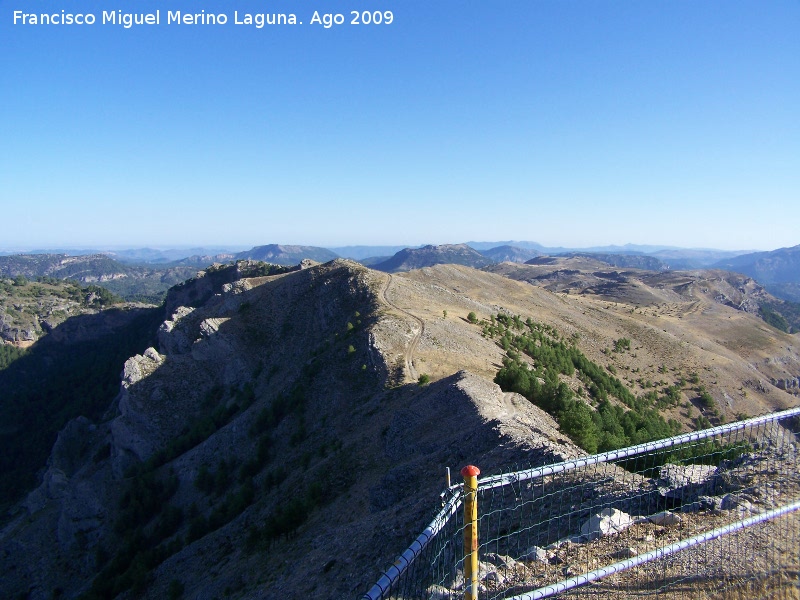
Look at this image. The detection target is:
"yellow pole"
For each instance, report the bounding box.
[461,465,480,600]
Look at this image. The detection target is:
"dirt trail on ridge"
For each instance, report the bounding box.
[380,273,425,382]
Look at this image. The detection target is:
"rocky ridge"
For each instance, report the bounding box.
[0,260,585,600]
[2,260,799,600]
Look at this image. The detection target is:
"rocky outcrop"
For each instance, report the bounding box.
[0,289,97,346]
[4,415,112,599]
[370,371,583,512]
[157,306,195,354]
[110,348,166,476]
[656,463,718,500]
[0,313,37,343]
[772,376,799,391]
[163,260,296,316]
[580,507,635,539]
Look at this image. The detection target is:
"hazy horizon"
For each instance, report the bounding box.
[0,239,784,256]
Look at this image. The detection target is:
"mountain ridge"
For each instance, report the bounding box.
[713,244,800,284]
[3,259,799,599]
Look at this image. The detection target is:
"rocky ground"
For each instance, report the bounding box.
[424,420,800,599]
[0,277,135,346]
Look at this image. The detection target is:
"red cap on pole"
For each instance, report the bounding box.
[461,465,480,477]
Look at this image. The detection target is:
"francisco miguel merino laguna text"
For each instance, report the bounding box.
[13,10,304,28]
[13,9,395,27]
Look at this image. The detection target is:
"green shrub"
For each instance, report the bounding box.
[697,389,716,410]
[613,338,631,352]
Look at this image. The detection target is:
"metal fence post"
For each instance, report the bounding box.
[461,465,480,600]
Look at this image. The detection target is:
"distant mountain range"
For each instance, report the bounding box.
[3,242,799,303]
[0,253,132,281]
[0,241,760,266]
[712,245,800,284]
[0,247,249,264]
[465,240,683,254]
[328,245,414,260]
[711,245,800,303]
[107,247,249,264]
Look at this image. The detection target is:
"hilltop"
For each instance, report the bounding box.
[479,245,541,263]
[372,244,494,272]
[234,244,339,265]
[1,258,798,599]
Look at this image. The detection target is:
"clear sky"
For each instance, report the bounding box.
[2,0,798,251]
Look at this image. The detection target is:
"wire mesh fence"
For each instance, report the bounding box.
[363,407,800,600]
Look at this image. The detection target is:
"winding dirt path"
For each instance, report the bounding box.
[381,273,425,382]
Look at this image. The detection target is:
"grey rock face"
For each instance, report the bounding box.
[580,508,634,538]
[648,510,682,526]
[521,545,548,563]
[111,349,168,476]
[24,467,70,515]
[720,493,754,514]
[0,318,37,343]
[657,463,718,500]
[158,306,195,354]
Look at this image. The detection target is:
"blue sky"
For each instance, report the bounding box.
[2,0,798,251]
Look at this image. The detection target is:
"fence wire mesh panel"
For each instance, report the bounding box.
[362,492,464,600]
[363,408,800,600]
